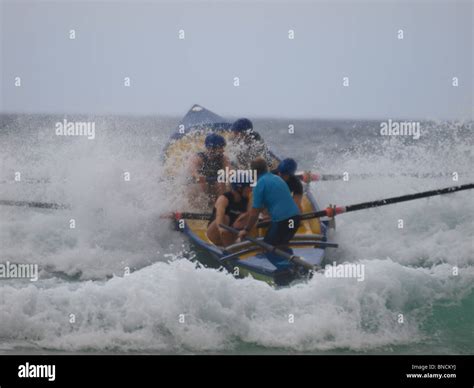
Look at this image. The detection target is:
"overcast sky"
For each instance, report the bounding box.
[1,0,472,119]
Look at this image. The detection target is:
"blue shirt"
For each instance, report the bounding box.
[252,172,300,222]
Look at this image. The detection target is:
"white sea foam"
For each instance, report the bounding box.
[1,117,473,353]
[0,259,472,352]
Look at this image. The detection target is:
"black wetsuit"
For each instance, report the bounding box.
[271,169,303,196]
[209,192,248,226]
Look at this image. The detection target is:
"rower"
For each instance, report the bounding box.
[238,157,301,247]
[207,181,252,246]
[229,118,271,168]
[272,158,303,212]
[189,133,231,201]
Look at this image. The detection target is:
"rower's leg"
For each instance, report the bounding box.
[263,222,280,246]
[232,213,249,230]
[207,220,223,245]
[285,216,301,243]
[264,216,301,246]
[220,216,238,246]
[207,215,233,246]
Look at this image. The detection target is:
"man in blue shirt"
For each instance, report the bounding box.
[238,157,301,246]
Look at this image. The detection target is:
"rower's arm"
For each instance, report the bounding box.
[246,195,253,212]
[244,207,261,232]
[293,194,303,212]
[189,155,204,182]
[215,196,230,233]
[292,177,304,212]
[241,178,265,232]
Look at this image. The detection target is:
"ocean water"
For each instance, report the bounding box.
[0,114,473,354]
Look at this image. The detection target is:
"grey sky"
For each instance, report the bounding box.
[1,0,472,119]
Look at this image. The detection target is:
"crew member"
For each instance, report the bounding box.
[207,181,252,246]
[238,157,300,246]
[189,133,231,200]
[272,158,303,212]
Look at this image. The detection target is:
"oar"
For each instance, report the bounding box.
[0,178,53,184]
[160,211,212,221]
[297,171,468,183]
[165,211,269,227]
[184,170,457,187]
[257,183,474,227]
[219,223,315,271]
[165,212,271,230]
[164,183,474,225]
[0,199,71,210]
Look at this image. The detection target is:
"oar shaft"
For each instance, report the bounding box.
[306,172,467,182]
[172,183,474,227]
[345,183,474,213]
[173,211,274,226]
[300,183,474,220]
[219,224,314,271]
[220,224,289,258]
[0,178,52,184]
[256,183,474,227]
[0,199,70,210]
[172,212,212,221]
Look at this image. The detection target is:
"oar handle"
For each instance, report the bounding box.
[219,224,315,271]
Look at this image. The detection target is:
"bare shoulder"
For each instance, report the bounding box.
[216,194,230,208]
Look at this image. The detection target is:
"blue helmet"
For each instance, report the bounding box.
[230,118,253,133]
[231,181,251,191]
[204,133,226,149]
[277,158,297,175]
